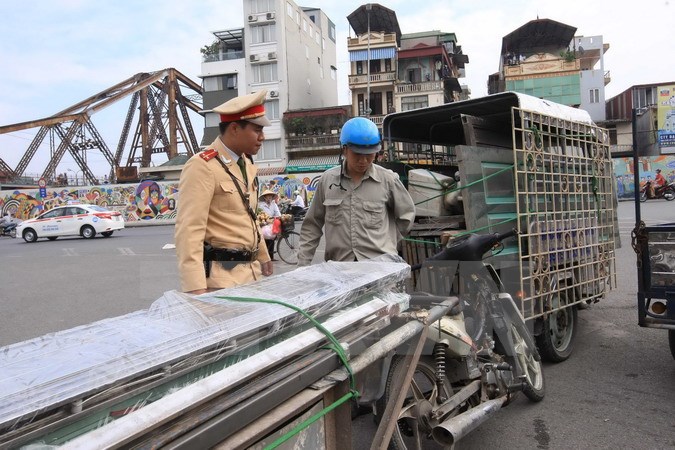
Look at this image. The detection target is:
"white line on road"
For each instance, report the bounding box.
[63,248,77,257]
[118,248,136,256]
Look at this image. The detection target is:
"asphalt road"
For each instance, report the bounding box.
[0,201,673,449]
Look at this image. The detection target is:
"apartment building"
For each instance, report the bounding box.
[199,0,338,176]
[345,4,468,129]
[488,18,610,123]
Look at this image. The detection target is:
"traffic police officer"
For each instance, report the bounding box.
[175,90,273,294]
[297,117,416,265]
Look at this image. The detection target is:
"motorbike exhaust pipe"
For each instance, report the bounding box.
[431,396,507,446]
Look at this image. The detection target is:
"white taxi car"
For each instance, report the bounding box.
[17,204,125,243]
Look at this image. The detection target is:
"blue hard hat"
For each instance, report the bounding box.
[340,117,381,154]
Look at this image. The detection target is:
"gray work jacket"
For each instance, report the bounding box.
[297,163,416,265]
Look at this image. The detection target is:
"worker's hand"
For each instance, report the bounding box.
[261,260,274,276]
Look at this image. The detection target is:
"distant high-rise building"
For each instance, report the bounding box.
[199,0,338,176]
[488,18,609,123]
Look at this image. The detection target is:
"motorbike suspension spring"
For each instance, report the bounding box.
[433,343,446,382]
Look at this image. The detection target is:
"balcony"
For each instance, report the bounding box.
[604,70,611,86]
[348,71,396,87]
[347,33,397,48]
[396,81,443,94]
[202,50,244,63]
[286,134,341,150]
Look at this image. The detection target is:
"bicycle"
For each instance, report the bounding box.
[275,218,300,264]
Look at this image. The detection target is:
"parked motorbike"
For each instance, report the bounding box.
[640,181,675,202]
[0,217,17,238]
[280,203,308,221]
[376,230,544,449]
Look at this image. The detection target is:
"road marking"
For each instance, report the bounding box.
[118,247,136,255]
[162,244,175,250]
[63,248,77,257]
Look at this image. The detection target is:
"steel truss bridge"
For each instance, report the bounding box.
[0,68,203,185]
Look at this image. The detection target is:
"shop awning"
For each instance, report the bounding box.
[256,165,285,176]
[286,155,340,173]
[349,47,396,62]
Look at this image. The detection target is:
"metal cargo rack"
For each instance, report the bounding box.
[383,92,618,321]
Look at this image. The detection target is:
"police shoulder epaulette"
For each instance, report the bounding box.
[199,149,218,162]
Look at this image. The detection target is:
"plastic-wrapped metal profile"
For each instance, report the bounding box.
[0,255,410,435]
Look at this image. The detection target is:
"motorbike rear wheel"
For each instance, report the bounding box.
[377,355,453,450]
[510,323,545,402]
[669,330,675,360]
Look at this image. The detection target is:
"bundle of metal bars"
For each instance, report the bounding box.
[0,256,410,447]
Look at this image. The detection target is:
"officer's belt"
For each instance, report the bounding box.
[206,247,257,262]
[203,244,258,277]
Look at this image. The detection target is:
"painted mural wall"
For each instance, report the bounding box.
[612,155,675,199]
[0,173,325,224]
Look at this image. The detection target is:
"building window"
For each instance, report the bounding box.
[303,18,307,32]
[252,63,278,83]
[330,66,337,80]
[401,95,428,111]
[286,2,293,17]
[328,23,336,42]
[251,23,276,44]
[322,37,326,50]
[356,61,363,75]
[305,44,309,59]
[252,0,274,13]
[589,88,600,104]
[309,27,314,39]
[315,32,320,45]
[259,139,281,161]
[266,99,280,120]
[385,59,391,72]
[203,74,237,91]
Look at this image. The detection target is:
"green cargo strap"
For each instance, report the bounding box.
[216,295,360,449]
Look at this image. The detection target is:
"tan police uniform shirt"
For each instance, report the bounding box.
[297,163,416,266]
[175,137,270,292]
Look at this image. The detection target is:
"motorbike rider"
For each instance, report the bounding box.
[653,169,667,197]
[290,190,305,217]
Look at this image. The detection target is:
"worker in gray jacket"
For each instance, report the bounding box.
[297,117,416,266]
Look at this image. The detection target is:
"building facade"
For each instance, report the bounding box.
[199,0,338,176]
[488,18,609,123]
[345,4,468,129]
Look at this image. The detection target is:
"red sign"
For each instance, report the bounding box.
[38,177,47,188]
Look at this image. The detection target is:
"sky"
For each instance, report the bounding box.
[0,0,673,177]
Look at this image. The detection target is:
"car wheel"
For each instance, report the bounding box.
[22,228,38,243]
[47,236,58,241]
[101,231,113,237]
[81,225,96,239]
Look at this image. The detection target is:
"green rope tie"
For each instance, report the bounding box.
[216,295,360,450]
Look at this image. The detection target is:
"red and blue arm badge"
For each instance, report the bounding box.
[199,149,218,162]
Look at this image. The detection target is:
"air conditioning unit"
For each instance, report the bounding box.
[250,54,259,62]
[266,12,275,20]
[268,52,277,60]
[248,14,258,22]
[270,90,279,98]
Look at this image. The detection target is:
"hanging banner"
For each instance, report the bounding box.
[657,85,675,154]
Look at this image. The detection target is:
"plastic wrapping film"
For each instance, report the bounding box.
[0,255,410,434]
